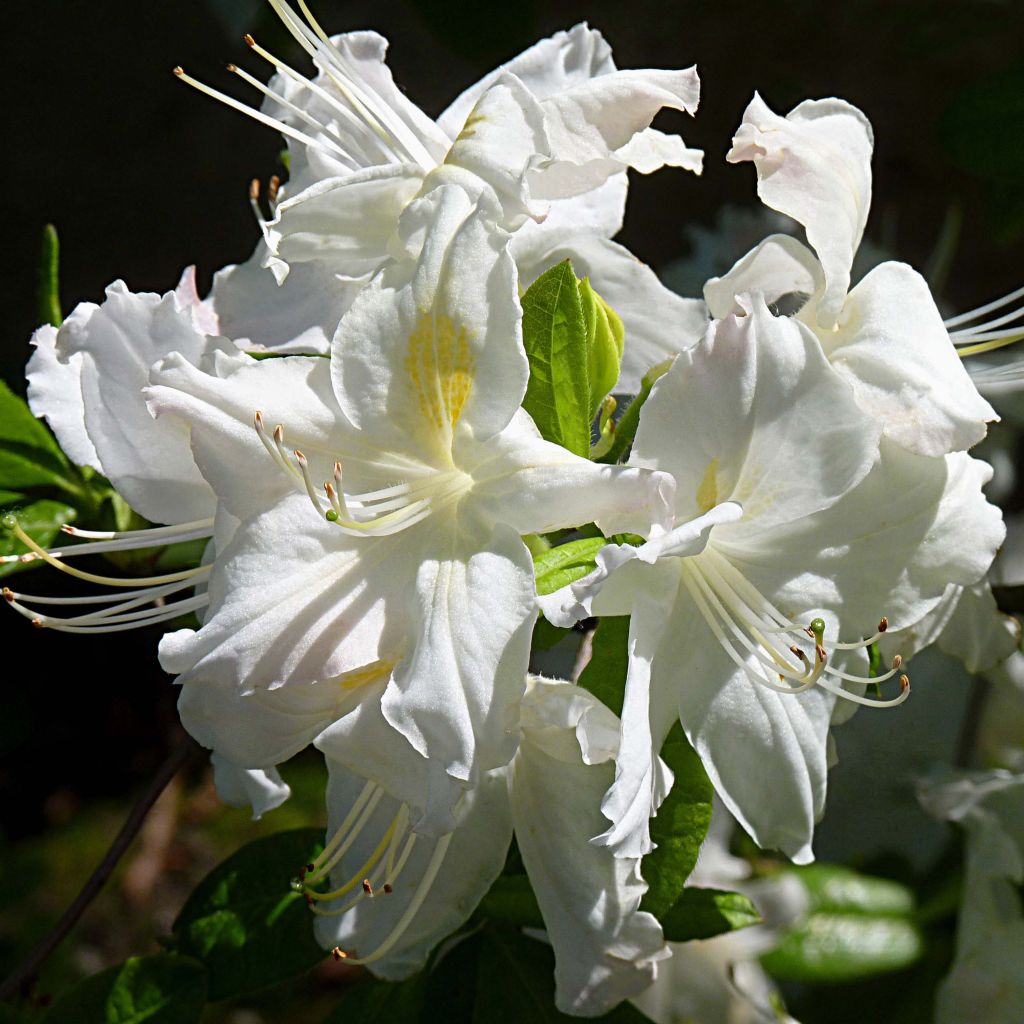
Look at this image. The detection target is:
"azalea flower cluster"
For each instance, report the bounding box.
[5,3,1015,1016]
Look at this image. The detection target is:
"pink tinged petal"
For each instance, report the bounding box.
[173,265,220,336]
[467,409,675,539]
[209,752,291,820]
[146,353,341,519]
[208,239,363,353]
[704,234,823,320]
[313,761,512,977]
[437,24,615,138]
[40,281,220,524]
[810,261,997,456]
[382,521,536,786]
[266,164,425,275]
[531,67,702,199]
[333,185,528,460]
[511,233,708,393]
[728,94,873,327]
[513,679,668,1014]
[26,320,101,471]
[441,74,552,228]
[158,492,411,695]
[633,297,880,530]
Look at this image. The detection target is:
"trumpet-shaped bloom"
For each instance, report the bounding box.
[543,297,1004,862]
[147,185,671,831]
[309,676,668,1016]
[708,96,995,457]
[176,10,705,391]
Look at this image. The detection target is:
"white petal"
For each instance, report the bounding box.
[728,94,873,326]
[209,752,291,819]
[208,239,362,353]
[437,24,615,138]
[513,679,668,1014]
[467,408,675,539]
[313,761,512,978]
[632,297,880,530]
[511,174,628,252]
[511,233,708,393]
[34,282,221,523]
[26,321,100,471]
[936,583,1020,674]
[703,234,822,320]
[531,68,701,199]
[333,185,527,459]
[382,520,536,785]
[266,164,424,275]
[615,127,703,175]
[807,261,997,456]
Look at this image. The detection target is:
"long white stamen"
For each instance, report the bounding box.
[308,786,385,883]
[10,594,208,632]
[944,282,1024,328]
[294,450,327,516]
[173,66,343,161]
[3,576,200,608]
[949,302,1024,339]
[60,518,215,542]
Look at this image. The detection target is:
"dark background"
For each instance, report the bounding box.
[2,0,1023,1013]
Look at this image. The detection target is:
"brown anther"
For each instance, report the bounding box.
[298,867,307,882]
[361,879,373,896]
[268,175,281,203]
[892,654,902,670]
[31,618,43,628]
[294,449,306,463]
[173,66,185,77]
[804,626,815,638]
[816,644,827,663]
[2,588,13,602]
[273,425,284,443]
[899,674,910,692]
[249,178,260,201]
[382,883,393,894]
[20,554,35,563]
[878,616,889,633]
[790,645,808,660]
[331,947,349,961]
[325,482,337,500]
[60,523,75,534]
[226,63,238,73]
[244,33,256,47]
[255,410,265,426]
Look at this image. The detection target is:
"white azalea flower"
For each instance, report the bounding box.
[706,95,996,458]
[174,7,705,391]
[307,676,668,1016]
[543,296,1004,862]
[209,751,291,820]
[146,185,672,829]
[919,769,1024,1024]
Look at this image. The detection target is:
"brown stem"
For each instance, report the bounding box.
[0,735,200,1005]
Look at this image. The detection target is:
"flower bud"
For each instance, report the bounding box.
[579,277,625,420]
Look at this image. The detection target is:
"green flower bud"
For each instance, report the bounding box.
[578,277,625,421]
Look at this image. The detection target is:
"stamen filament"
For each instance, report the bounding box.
[308,780,377,874]
[306,810,400,901]
[308,785,385,882]
[60,518,215,542]
[944,282,1024,328]
[955,333,1024,358]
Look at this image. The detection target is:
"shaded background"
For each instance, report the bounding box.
[3,0,1024,1018]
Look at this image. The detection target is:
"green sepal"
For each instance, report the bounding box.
[533,536,606,597]
[37,223,62,328]
[579,276,625,421]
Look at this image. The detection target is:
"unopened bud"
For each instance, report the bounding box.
[579,276,625,420]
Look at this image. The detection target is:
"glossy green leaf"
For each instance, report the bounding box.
[324,972,427,1023]
[38,223,62,328]
[534,537,606,597]
[521,260,592,458]
[472,926,653,1023]
[43,954,207,1024]
[0,382,77,495]
[761,913,924,983]
[171,828,324,1001]
[786,864,916,917]
[577,615,629,717]
[640,725,714,919]
[661,887,761,942]
[0,500,77,578]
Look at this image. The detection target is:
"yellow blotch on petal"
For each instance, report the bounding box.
[696,458,720,515]
[405,311,475,433]
[336,659,395,692]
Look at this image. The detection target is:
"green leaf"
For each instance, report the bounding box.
[171,828,325,1001]
[43,954,207,1024]
[37,223,63,328]
[640,725,714,919]
[760,865,923,982]
[324,972,428,1023]
[533,537,606,597]
[577,615,629,717]
[521,260,592,457]
[472,926,653,1023]
[597,358,673,465]
[661,887,761,942]
[760,913,924,983]
[531,616,572,651]
[477,874,544,929]
[0,500,77,578]
[0,381,77,495]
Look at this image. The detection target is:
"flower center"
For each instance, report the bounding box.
[681,546,909,708]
